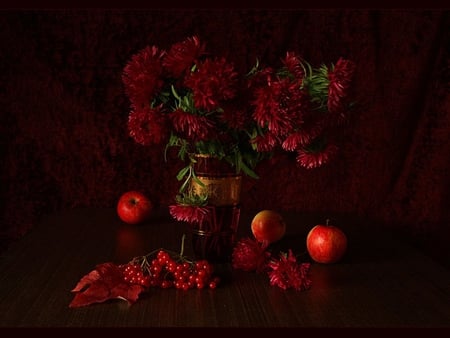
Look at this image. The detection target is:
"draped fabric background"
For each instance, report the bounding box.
[1,9,449,264]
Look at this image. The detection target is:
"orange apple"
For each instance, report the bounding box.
[251,210,286,244]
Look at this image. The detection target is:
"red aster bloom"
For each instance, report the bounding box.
[328,58,356,113]
[169,109,216,142]
[247,67,275,89]
[127,105,169,146]
[163,35,206,78]
[220,101,252,130]
[252,78,306,137]
[282,52,305,81]
[281,119,324,151]
[232,237,270,272]
[267,250,312,291]
[251,131,279,152]
[169,204,210,224]
[122,45,166,109]
[282,132,311,151]
[296,142,338,169]
[185,57,238,111]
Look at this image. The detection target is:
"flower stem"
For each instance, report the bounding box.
[180,233,186,257]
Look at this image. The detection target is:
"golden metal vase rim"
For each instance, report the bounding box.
[191,175,242,206]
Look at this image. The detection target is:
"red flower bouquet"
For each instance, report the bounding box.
[122,36,356,207]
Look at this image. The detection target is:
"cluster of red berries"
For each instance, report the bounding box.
[120,249,220,290]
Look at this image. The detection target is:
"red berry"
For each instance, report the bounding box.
[120,264,149,287]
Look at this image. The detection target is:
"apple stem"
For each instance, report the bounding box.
[326,218,330,226]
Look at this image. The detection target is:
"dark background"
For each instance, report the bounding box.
[1,9,449,266]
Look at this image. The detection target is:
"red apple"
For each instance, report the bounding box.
[251,210,286,244]
[117,191,153,225]
[306,220,347,264]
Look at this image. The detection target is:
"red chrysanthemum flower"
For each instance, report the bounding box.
[247,67,275,89]
[185,57,238,111]
[282,51,305,81]
[169,109,216,142]
[327,58,356,113]
[127,105,169,146]
[267,250,312,291]
[122,45,166,109]
[296,142,338,169]
[168,204,210,224]
[232,237,270,272]
[163,35,206,78]
[220,101,252,130]
[252,78,306,136]
[251,131,279,152]
[282,132,310,151]
[281,119,325,151]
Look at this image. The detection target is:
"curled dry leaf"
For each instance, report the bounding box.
[69,262,146,308]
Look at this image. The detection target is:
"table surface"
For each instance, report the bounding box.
[0,207,449,328]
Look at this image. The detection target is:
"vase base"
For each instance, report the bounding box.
[190,205,240,264]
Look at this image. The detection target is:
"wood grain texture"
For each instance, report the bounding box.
[0,208,449,327]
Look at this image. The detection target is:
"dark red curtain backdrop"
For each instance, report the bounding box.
[1,10,449,261]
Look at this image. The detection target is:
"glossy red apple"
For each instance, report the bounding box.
[117,191,153,225]
[306,219,347,264]
[251,210,286,244]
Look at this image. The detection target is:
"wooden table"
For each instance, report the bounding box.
[0,207,449,328]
